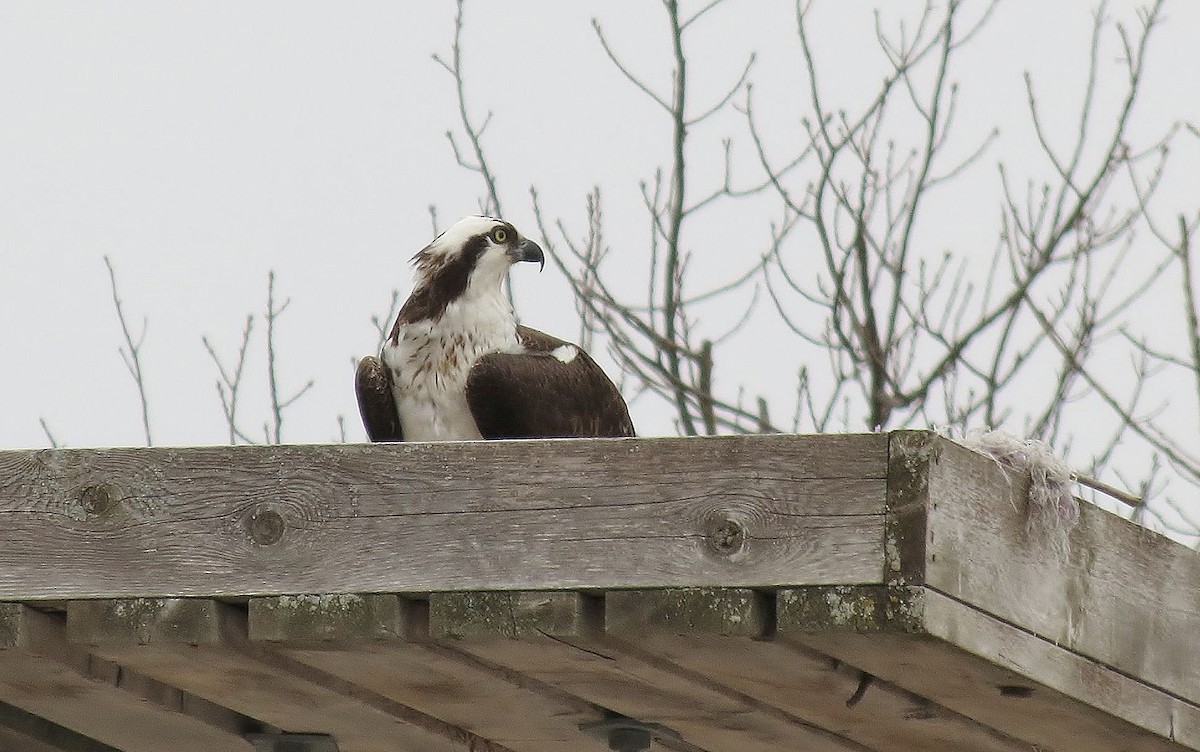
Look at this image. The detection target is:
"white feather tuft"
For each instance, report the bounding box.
[551,345,578,364]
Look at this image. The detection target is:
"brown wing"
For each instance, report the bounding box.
[355,356,404,442]
[465,326,635,439]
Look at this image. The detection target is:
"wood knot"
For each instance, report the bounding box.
[78,484,118,517]
[703,516,747,558]
[248,508,286,546]
[998,685,1034,698]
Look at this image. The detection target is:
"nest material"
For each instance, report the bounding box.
[955,429,1080,556]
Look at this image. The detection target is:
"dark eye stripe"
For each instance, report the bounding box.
[395,233,489,325]
[462,233,490,264]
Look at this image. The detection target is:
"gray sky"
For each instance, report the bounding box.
[2,0,1198,524]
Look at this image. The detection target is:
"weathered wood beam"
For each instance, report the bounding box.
[780,585,1200,751]
[428,590,870,752]
[604,588,1031,752]
[1,430,1195,752]
[64,598,507,752]
[0,603,255,752]
[909,434,1200,708]
[247,593,615,752]
[0,435,887,600]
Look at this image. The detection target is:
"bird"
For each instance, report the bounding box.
[355,215,634,442]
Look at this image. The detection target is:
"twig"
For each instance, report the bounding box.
[264,271,313,444]
[1075,473,1142,508]
[39,418,59,448]
[103,255,152,446]
[1174,216,1200,423]
[202,314,256,445]
[371,289,402,351]
[433,0,503,217]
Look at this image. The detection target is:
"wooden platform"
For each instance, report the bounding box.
[0,431,1195,751]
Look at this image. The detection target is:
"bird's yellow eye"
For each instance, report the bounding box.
[492,227,508,243]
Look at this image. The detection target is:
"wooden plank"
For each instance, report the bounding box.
[605,588,1031,752]
[0,435,887,600]
[248,594,612,752]
[65,598,506,752]
[0,699,118,752]
[0,603,255,752]
[429,591,870,752]
[885,431,932,584]
[923,436,1200,705]
[779,586,1200,751]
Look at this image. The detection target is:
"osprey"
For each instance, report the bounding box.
[355,215,635,442]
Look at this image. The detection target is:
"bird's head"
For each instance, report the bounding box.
[398,216,544,323]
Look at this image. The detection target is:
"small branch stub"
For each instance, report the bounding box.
[248,508,285,546]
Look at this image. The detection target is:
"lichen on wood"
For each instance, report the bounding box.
[777,585,925,634]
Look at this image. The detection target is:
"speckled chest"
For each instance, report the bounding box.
[381,296,520,441]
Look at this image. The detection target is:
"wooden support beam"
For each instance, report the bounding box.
[0,699,118,752]
[0,603,254,752]
[65,598,507,752]
[428,591,870,752]
[247,593,614,752]
[779,586,1200,751]
[604,588,1031,752]
[0,435,887,599]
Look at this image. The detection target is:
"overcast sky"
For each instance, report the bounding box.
[2,0,1198,522]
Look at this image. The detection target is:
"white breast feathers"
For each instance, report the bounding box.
[382,294,520,441]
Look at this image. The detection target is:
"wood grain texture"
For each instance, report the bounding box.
[0,604,255,752]
[66,598,504,752]
[781,587,1199,751]
[429,591,870,752]
[249,594,613,752]
[925,437,1200,706]
[0,435,888,600]
[607,589,1031,752]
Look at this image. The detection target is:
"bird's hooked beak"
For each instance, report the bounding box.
[508,237,545,272]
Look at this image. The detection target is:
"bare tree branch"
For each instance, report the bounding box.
[202,314,256,445]
[433,0,503,218]
[103,255,153,446]
[265,271,313,445]
[39,418,59,449]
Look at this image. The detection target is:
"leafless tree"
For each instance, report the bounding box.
[742,0,1177,439]
[440,0,1198,537]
